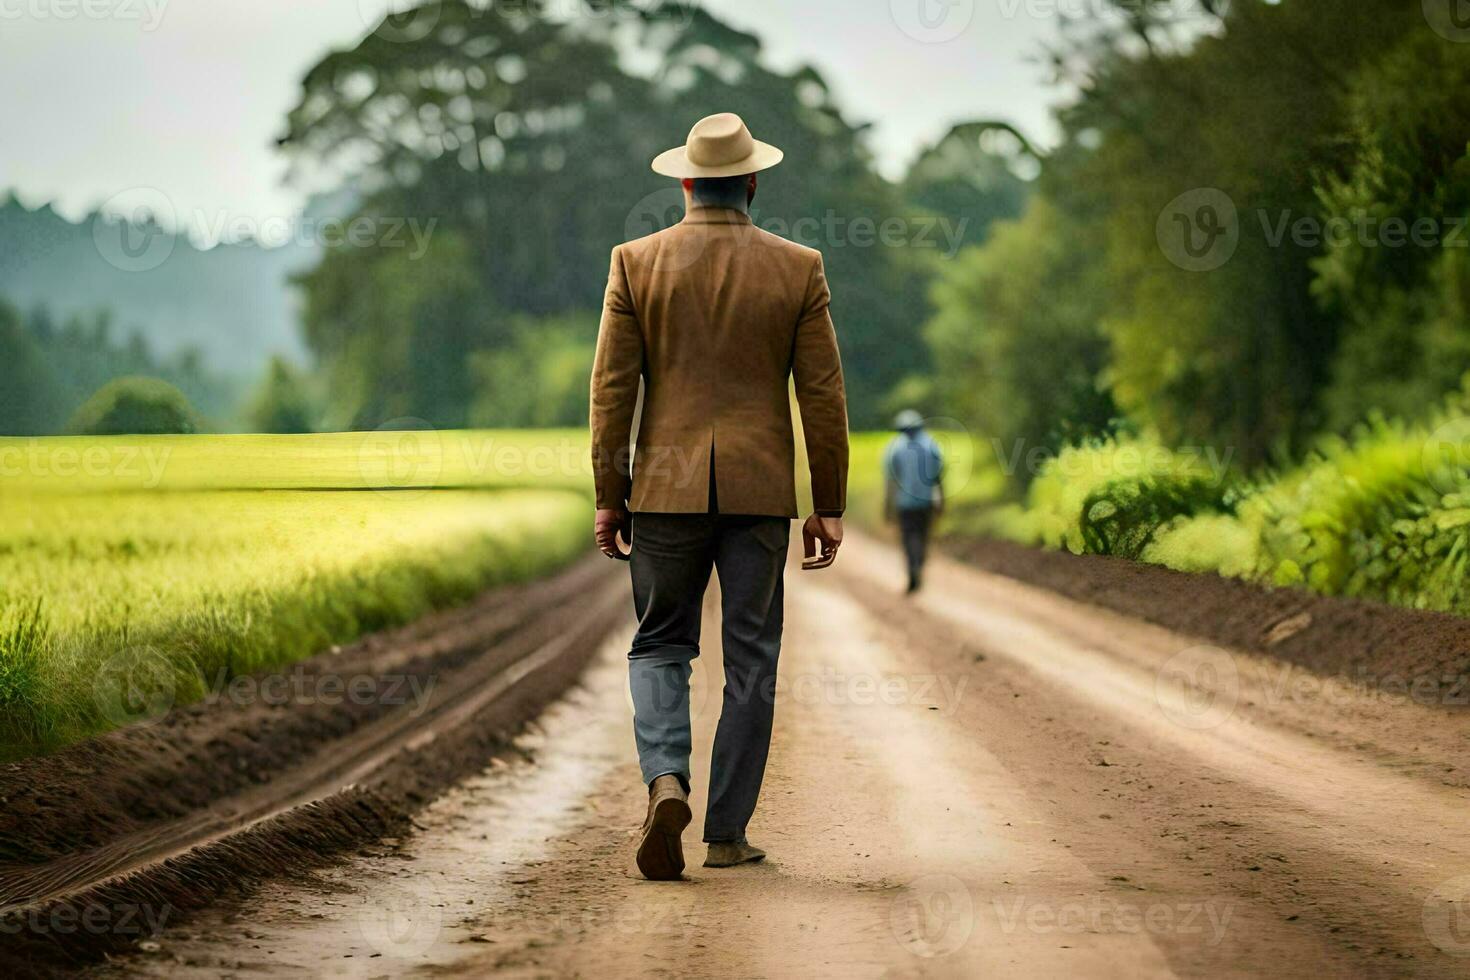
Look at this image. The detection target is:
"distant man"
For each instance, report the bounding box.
[589,113,849,880]
[884,410,944,593]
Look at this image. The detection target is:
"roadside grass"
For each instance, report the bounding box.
[0,429,593,758]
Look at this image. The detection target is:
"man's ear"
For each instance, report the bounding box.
[747,173,758,205]
[681,178,694,193]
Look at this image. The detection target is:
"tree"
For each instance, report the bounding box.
[925,197,1116,471]
[0,299,66,435]
[246,356,316,433]
[468,312,596,428]
[1311,30,1470,431]
[294,231,493,429]
[68,377,200,435]
[902,121,1033,255]
[1040,0,1414,461]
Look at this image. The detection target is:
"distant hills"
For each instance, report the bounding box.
[0,192,337,379]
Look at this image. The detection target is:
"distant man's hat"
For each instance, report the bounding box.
[894,409,925,432]
[651,112,784,179]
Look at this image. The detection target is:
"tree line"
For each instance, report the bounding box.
[7,0,1462,466]
[928,0,1470,471]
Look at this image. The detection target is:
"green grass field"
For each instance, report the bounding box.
[0,430,594,757]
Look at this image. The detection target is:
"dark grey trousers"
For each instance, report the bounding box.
[626,512,789,843]
[898,507,934,589]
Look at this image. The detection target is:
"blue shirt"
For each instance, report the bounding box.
[884,430,943,511]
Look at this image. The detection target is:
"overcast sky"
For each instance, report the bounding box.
[0,1,1064,232]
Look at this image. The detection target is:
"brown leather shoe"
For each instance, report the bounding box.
[703,840,766,868]
[636,775,692,881]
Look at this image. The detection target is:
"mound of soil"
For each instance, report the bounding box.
[945,537,1470,706]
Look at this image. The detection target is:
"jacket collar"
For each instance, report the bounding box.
[681,205,753,226]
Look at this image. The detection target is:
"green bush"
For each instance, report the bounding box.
[997,435,1236,556]
[68,376,200,436]
[1232,414,1470,610]
[962,404,1470,617]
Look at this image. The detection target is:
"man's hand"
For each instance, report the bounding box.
[801,514,843,570]
[595,507,632,561]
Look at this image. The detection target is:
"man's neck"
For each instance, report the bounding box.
[688,198,749,216]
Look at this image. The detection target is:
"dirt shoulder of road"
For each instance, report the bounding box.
[0,555,624,976]
[944,536,1470,704]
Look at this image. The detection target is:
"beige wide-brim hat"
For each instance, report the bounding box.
[651,112,784,179]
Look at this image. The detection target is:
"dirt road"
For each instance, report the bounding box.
[110,531,1470,978]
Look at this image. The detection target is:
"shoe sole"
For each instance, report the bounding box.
[636,796,692,881]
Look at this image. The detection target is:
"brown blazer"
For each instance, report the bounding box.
[590,206,849,518]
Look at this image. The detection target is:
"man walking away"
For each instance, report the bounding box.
[589,112,849,881]
[884,410,943,594]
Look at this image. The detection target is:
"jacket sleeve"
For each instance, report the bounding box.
[792,252,849,517]
[589,245,644,510]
